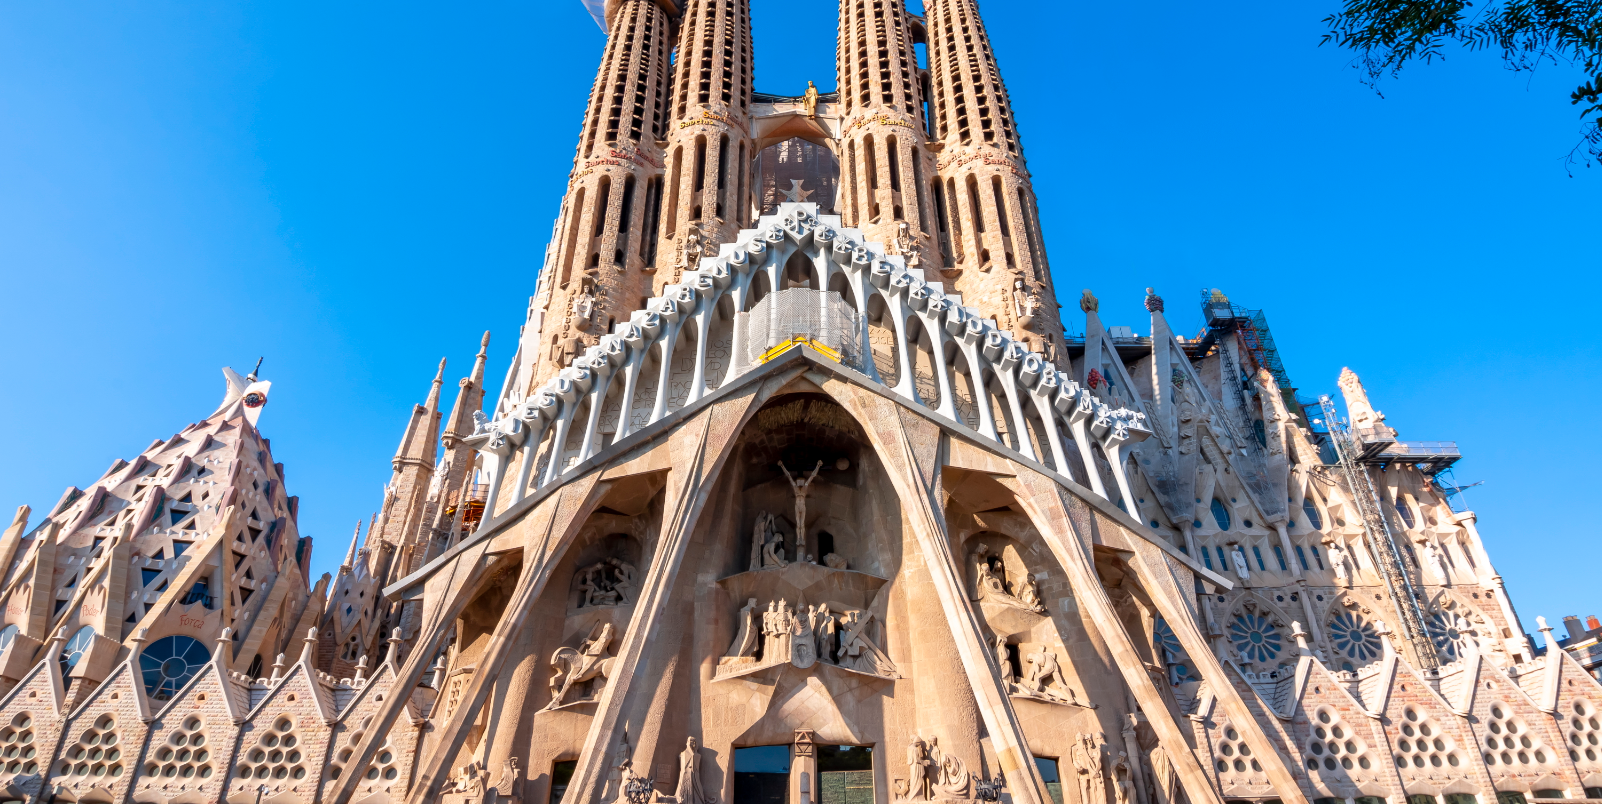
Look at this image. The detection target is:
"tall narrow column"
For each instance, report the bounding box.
[925,0,1065,363]
[654,0,754,293]
[524,0,676,391]
[837,0,938,278]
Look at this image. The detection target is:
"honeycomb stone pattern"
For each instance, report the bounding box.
[1565,698,1601,765]
[1306,706,1374,772]
[1214,723,1263,774]
[54,715,125,783]
[329,716,400,798]
[1482,702,1553,768]
[1392,705,1464,770]
[233,717,307,793]
[0,714,39,778]
[144,716,214,784]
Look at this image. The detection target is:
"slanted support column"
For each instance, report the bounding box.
[829,383,1049,804]
[1007,471,1228,804]
[566,382,776,804]
[1121,537,1313,804]
[329,538,500,804]
[404,473,610,804]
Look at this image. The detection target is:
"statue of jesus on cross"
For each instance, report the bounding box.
[777,460,824,546]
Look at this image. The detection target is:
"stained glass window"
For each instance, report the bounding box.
[139,635,211,701]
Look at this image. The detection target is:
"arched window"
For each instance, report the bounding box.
[1302,498,1323,530]
[1210,499,1231,531]
[59,626,96,676]
[139,635,211,700]
[1394,499,1416,529]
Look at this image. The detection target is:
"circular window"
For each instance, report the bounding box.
[139,636,211,701]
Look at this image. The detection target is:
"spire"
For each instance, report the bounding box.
[442,334,491,453]
[340,521,362,574]
[426,357,447,411]
[471,331,490,385]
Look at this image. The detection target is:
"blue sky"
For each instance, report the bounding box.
[1,1,1597,636]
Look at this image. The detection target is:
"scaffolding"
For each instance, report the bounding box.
[1318,395,1440,669]
[1194,289,1308,430]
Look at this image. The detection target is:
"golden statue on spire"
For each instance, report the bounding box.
[803,80,819,118]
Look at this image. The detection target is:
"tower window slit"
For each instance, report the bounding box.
[665,148,682,237]
[593,177,612,238]
[617,176,636,267]
[561,187,587,287]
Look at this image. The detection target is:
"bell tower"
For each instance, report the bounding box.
[653,0,755,291]
[924,0,1065,362]
[526,0,677,390]
[836,0,938,277]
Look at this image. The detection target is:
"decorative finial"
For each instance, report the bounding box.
[1079,289,1098,313]
[479,331,491,351]
[246,357,263,382]
[1144,288,1164,313]
[434,358,447,383]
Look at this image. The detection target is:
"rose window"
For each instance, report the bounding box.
[1229,612,1283,664]
[1329,612,1383,666]
[1424,611,1472,660]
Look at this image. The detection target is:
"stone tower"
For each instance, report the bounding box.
[535,0,678,388]
[835,0,936,274]
[924,0,1062,360]
[654,0,754,285]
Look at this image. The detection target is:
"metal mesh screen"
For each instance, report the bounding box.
[734,288,862,375]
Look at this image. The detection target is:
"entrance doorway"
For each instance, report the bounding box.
[735,745,792,804]
[818,745,874,804]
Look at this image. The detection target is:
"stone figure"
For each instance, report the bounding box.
[1325,539,1351,587]
[778,460,824,540]
[971,544,1044,613]
[929,738,973,799]
[1023,645,1075,702]
[1080,289,1099,314]
[1012,279,1039,329]
[804,80,819,117]
[1422,540,1448,584]
[813,604,838,665]
[726,598,760,658]
[673,737,712,804]
[749,513,771,571]
[547,622,616,709]
[791,607,818,669]
[995,637,1014,684]
[492,756,522,799]
[1147,747,1178,804]
[573,285,597,331]
[762,523,789,569]
[1110,753,1133,804]
[1017,572,1043,610]
[1072,734,1104,804]
[907,737,933,801]
[837,610,899,677]
[1230,546,1250,581]
[823,553,849,569]
[609,557,638,601]
[447,761,488,796]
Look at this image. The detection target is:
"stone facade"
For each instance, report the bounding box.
[1,3,1598,804]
